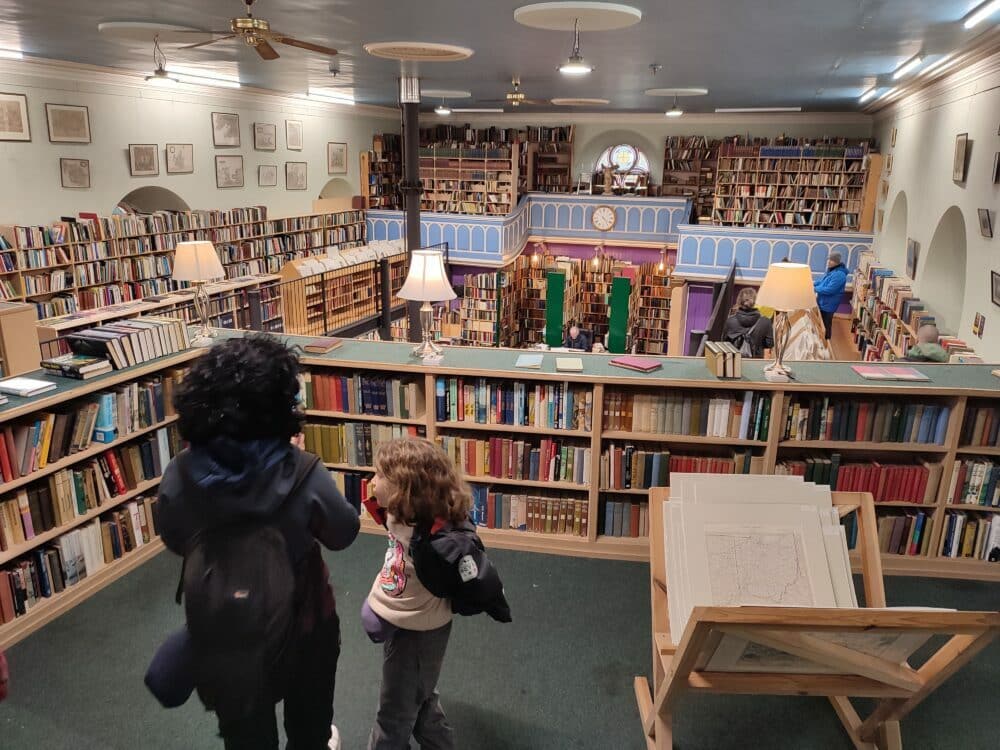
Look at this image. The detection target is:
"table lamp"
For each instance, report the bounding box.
[171,240,226,346]
[397,249,457,359]
[755,262,817,382]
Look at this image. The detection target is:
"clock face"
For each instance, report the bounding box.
[592,205,616,232]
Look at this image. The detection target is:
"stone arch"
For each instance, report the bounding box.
[920,206,966,333]
[115,186,190,214]
[318,178,353,199]
[880,191,908,272]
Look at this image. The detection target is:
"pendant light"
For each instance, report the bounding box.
[144,36,179,87]
[434,98,452,116]
[558,18,593,76]
[665,95,683,117]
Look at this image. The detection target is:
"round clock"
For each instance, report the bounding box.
[591,205,616,232]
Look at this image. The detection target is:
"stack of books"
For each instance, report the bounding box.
[65,316,190,369]
[40,353,112,380]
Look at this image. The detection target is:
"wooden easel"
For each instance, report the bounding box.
[634,488,1000,750]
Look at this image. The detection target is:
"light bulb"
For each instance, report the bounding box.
[434,104,451,116]
[559,56,593,76]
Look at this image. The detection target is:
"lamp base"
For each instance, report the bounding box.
[411,338,443,359]
[191,329,216,348]
[764,360,792,382]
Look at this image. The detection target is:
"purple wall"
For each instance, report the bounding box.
[684,284,716,356]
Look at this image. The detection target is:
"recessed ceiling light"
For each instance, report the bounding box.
[714,107,802,113]
[363,42,474,62]
[558,18,593,75]
[644,87,709,97]
[858,86,878,103]
[0,48,24,60]
[551,97,610,105]
[892,53,924,80]
[964,0,1000,28]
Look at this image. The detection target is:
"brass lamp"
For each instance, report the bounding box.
[171,240,226,346]
[755,262,817,382]
[398,249,457,359]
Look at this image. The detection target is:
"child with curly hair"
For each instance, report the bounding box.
[362,437,511,750]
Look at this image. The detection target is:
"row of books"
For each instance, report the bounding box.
[959,405,1000,448]
[599,499,649,538]
[66,316,190,370]
[437,436,591,486]
[781,396,950,444]
[776,455,943,504]
[434,378,592,431]
[947,459,1000,507]
[600,447,764,490]
[0,425,179,551]
[0,496,159,624]
[876,511,933,556]
[302,423,421,467]
[470,486,587,536]
[604,390,771,440]
[940,511,999,562]
[301,372,425,419]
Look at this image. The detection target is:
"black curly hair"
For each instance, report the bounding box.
[174,334,304,444]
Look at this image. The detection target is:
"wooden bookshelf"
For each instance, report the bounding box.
[360,133,403,210]
[578,255,625,344]
[662,136,721,219]
[627,262,684,355]
[460,270,512,347]
[419,145,519,216]
[525,136,574,194]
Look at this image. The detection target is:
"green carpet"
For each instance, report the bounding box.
[2,534,998,749]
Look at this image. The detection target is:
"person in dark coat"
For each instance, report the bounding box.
[722,288,774,357]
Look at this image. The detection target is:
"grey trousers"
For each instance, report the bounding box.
[368,621,454,750]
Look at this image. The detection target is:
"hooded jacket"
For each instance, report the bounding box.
[722,309,774,357]
[814,263,848,313]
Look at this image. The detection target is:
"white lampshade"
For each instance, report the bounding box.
[172,240,225,282]
[756,262,817,312]
[398,250,457,302]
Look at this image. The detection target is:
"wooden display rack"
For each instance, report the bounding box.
[634,487,1000,749]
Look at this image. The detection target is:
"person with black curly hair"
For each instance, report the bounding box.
[149,334,359,750]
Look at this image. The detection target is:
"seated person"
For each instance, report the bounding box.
[564,323,593,351]
[722,288,774,357]
[905,323,949,363]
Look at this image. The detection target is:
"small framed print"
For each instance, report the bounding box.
[885,153,893,174]
[128,143,159,176]
[890,127,897,147]
[953,133,969,182]
[993,151,1000,185]
[285,161,307,190]
[905,238,918,280]
[992,270,1000,308]
[258,164,278,187]
[979,208,994,239]
[212,111,240,147]
[327,141,347,174]
[253,122,276,151]
[215,155,244,188]
[0,92,30,141]
[166,143,194,174]
[60,158,90,189]
[45,103,90,143]
[973,312,986,339]
[286,119,303,150]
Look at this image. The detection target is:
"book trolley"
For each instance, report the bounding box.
[634,487,1000,750]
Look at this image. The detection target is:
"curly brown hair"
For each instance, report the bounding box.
[374,437,472,527]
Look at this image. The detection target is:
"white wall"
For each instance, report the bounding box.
[0,59,399,224]
[871,52,1000,361]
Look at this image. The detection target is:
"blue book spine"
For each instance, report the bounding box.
[917,406,935,444]
[934,406,951,446]
[435,378,446,422]
[33,550,52,598]
[95,393,114,430]
[942,514,956,556]
[650,453,662,488]
[341,378,350,414]
[604,501,615,536]
[911,512,926,553]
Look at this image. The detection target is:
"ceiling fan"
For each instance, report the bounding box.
[179,0,338,61]
[480,78,548,109]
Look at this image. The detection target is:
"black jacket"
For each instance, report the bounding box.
[410,519,512,623]
[722,309,774,358]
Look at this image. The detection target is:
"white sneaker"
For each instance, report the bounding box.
[328,724,341,750]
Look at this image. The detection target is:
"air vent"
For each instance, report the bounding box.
[363,42,474,62]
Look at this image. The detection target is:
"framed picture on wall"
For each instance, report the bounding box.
[253,122,276,151]
[885,153,893,174]
[166,143,194,174]
[211,112,240,147]
[953,133,968,182]
[979,208,994,239]
[327,142,347,174]
[890,127,897,147]
[60,158,90,189]
[215,155,244,188]
[128,143,159,176]
[991,271,1000,308]
[993,152,999,184]
[973,312,986,338]
[286,119,303,150]
[259,164,278,187]
[286,161,307,190]
[45,103,90,143]
[905,238,918,279]
[0,92,30,141]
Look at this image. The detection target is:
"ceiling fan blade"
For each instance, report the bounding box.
[172,30,235,36]
[270,34,338,56]
[179,34,237,51]
[522,98,549,105]
[255,39,281,60]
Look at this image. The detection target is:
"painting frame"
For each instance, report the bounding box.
[128,143,159,177]
[978,208,993,239]
[905,238,918,280]
[285,161,307,190]
[45,103,91,144]
[258,164,278,187]
[991,270,1000,308]
[286,119,303,151]
[0,92,30,141]
[215,155,245,189]
[253,121,276,151]
[60,158,91,189]
[953,133,968,182]
[993,151,1000,185]
[165,143,194,174]
[327,141,347,174]
[885,153,893,175]
[211,111,241,147]
[890,127,897,147]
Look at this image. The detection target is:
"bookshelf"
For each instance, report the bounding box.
[360,133,403,209]
[661,136,721,219]
[419,146,519,216]
[524,127,575,194]
[578,255,625,344]
[0,208,366,317]
[460,270,512,346]
[713,143,875,231]
[627,262,685,355]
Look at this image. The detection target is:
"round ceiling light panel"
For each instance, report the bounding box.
[97,21,216,45]
[644,87,709,97]
[363,42,474,62]
[422,89,473,99]
[514,2,642,31]
[550,97,610,106]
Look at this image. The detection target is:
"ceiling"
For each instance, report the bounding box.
[0,0,995,112]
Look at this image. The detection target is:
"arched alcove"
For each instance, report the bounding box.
[115,186,190,214]
[880,191,908,272]
[920,205,967,333]
[318,178,353,199]
[578,129,661,182]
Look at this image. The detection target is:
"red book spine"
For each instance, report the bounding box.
[457,379,465,422]
[629,502,640,537]
[104,450,129,495]
[487,492,496,529]
[915,466,929,504]
[3,428,18,480]
[0,436,12,483]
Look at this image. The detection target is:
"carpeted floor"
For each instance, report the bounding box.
[2,533,998,749]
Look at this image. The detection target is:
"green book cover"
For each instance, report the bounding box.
[545,271,566,348]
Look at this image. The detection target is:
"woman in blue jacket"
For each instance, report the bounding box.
[814,252,848,340]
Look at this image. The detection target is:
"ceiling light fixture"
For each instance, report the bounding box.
[0,48,24,60]
[145,36,179,87]
[305,88,356,105]
[665,95,683,117]
[451,108,504,113]
[715,107,802,113]
[892,53,924,80]
[558,18,593,75]
[964,0,1000,28]
[858,86,878,103]
[434,101,452,116]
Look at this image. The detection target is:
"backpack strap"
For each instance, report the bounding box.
[174,449,321,605]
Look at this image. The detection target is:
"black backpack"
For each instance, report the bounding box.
[175,450,319,718]
[728,317,764,357]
